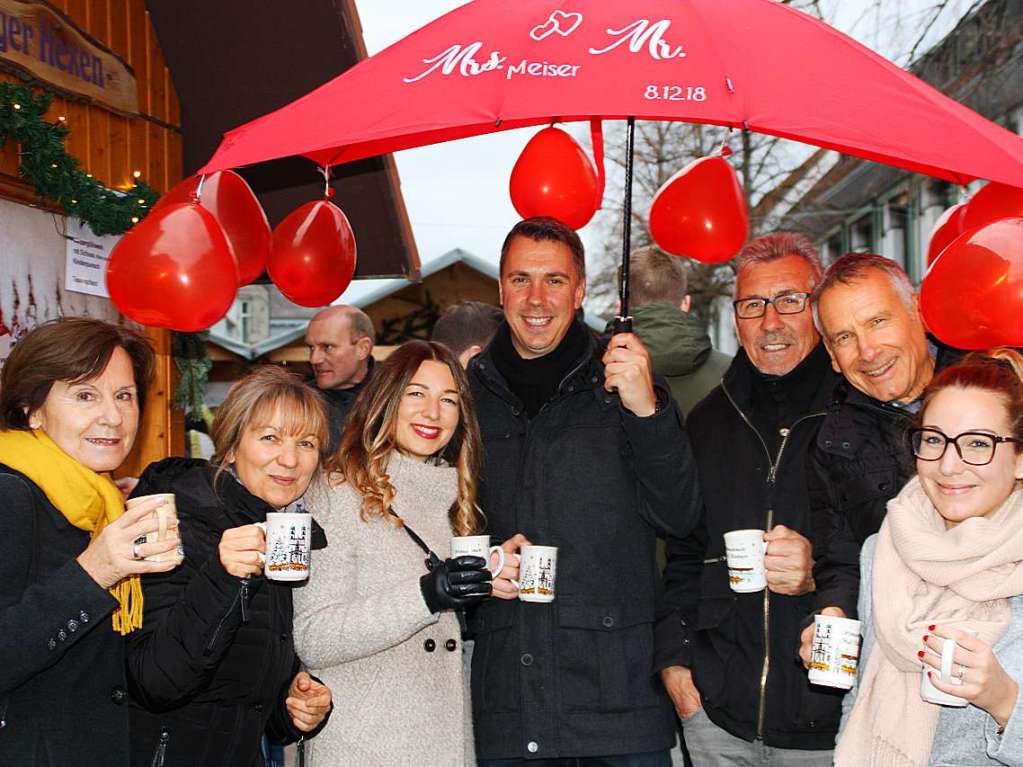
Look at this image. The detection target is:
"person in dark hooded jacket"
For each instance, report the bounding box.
[126,367,333,766]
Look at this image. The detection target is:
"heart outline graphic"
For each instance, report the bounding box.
[530,10,583,42]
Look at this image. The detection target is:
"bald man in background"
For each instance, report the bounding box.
[305,305,376,451]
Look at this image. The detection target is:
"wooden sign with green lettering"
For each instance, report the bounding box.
[0,0,138,115]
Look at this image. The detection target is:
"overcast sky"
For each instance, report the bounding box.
[352,1,972,273]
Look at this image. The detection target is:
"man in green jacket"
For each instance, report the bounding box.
[610,247,731,417]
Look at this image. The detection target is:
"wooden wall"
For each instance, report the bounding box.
[0,0,185,473]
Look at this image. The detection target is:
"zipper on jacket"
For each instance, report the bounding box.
[240,578,250,624]
[204,587,243,656]
[0,697,7,729]
[721,381,826,739]
[150,727,170,767]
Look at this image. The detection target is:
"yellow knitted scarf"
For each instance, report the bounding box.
[0,429,143,634]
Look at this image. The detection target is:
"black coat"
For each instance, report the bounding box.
[126,458,323,766]
[655,345,844,750]
[467,329,702,760]
[0,464,128,766]
[318,357,374,453]
[807,343,961,619]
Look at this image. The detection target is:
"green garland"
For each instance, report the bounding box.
[0,82,209,418]
[0,82,159,235]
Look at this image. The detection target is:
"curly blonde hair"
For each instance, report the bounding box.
[324,340,483,536]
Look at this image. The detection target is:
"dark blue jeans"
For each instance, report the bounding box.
[478,750,672,767]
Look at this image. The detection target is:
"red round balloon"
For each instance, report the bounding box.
[269,200,357,307]
[155,171,270,285]
[921,217,1023,349]
[925,202,967,267]
[648,156,749,264]
[107,203,239,332]
[963,182,1023,232]
[509,127,599,230]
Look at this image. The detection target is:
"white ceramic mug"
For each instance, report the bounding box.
[256,512,312,582]
[808,614,862,689]
[921,634,976,707]
[126,493,180,562]
[723,529,766,593]
[515,545,558,603]
[451,535,506,577]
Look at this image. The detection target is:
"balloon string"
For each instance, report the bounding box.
[320,166,331,198]
[590,119,605,211]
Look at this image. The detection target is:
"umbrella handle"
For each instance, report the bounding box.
[612,316,633,335]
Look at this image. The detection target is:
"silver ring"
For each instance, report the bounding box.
[132,541,143,561]
[954,663,966,680]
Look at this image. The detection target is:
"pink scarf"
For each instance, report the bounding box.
[836,477,1023,767]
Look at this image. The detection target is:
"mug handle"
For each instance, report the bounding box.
[488,545,506,577]
[254,522,267,564]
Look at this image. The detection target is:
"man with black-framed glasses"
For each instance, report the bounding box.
[656,232,843,766]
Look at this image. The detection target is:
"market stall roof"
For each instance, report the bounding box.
[145,0,419,279]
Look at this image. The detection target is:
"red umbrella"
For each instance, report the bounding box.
[200,0,1023,323]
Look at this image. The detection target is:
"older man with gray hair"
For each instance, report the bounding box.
[800,252,959,664]
[656,232,843,766]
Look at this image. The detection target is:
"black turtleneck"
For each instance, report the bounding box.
[490,319,591,418]
[748,342,832,455]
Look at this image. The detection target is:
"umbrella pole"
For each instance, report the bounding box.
[614,116,636,335]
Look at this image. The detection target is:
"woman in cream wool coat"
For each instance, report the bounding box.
[295,340,522,766]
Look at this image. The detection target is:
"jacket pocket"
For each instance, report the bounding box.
[691,594,737,707]
[468,608,517,714]
[557,602,657,713]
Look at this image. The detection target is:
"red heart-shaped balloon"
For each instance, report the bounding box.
[155,171,271,285]
[509,127,599,230]
[921,217,1023,349]
[925,202,967,267]
[648,156,749,264]
[269,200,357,307]
[962,182,1023,232]
[107,203,239,331]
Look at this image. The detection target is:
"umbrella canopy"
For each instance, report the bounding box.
[201,0,1023,188]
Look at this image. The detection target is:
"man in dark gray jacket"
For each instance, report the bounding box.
[469,217,702,766]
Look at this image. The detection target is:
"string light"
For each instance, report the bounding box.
[133,170,142,178]
[58,115,66,122]
[130,216,139,223]
[12,103,20,110]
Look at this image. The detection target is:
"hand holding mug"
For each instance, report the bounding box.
[420,555,492,613]
[285,671,332,733]
[764,524,814,596]
[492,533,530,600]
[800,606,846,669]
[219,524,266,579]
[77,495,183,589]
[660,665,702,721]
[923,626,1019,728]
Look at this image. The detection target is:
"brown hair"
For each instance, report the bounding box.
[211,366,330,479]
[0,317,154,430]
[919,348,1023,448]
[431,301,504,357]
[325,340,483,536]
[624,246,688,306]
[500,217,586,281]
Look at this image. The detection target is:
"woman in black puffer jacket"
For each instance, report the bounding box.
[126,367,333,766]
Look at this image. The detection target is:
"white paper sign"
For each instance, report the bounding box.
[65,219,120,298]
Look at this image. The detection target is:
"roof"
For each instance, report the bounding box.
[208,247,604,360]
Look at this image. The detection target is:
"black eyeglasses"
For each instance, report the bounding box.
[909,427,1020,467]
[732,291,811,320]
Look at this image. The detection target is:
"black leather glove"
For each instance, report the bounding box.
[420,555,492,613]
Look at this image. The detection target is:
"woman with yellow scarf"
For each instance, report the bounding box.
[0,318,183,766]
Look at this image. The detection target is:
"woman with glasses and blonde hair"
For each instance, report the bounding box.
[294,340,516,766]
[125,366,333,766]
[837,348,1023,766]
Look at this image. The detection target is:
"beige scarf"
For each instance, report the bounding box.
[836,477,1023,766]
